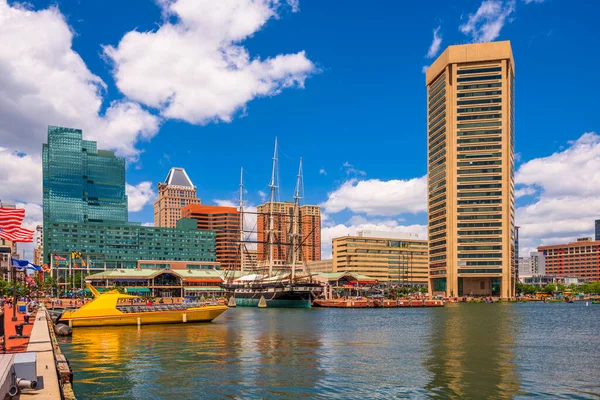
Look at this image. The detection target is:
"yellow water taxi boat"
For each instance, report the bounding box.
[60,284,228,328]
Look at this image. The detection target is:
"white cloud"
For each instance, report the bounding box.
[319,168,327,175]
[258,190,268,202]
[515,132,600,252]
[0,148,42,203]
[322,176,427,216]
[422,65,429,74]
[141,222,154,227]
[523,0,544,3]
[126,182,156,212]
[321,218,427,259]
[459,0,516,42]
[426,26,443,58]
[0,1,160,160]
[342,161,366,177]
[15,202,43,231]
[104,0,316,125]
[516,133,600,197]
[515,186,536,198]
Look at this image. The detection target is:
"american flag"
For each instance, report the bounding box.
[0,207,25,232]
[0,227,34,243]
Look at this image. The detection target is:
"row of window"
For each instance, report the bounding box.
[458,222,502,228]
[458,137,502,144]
[457,199,502,205]
[458,237,502,243]
[468,248,497,261]
[457,183,502,190]
[458,144,502,152]
[457,90,502,99]
[457,106,502,114]
[457,98,502,106]
[457,160,502,167]
[457,66,501,75]
[458,206,502,213]
[457,74,502,83]
[457,214,502,220]
[457,82,502,91]
[457,113,502,121]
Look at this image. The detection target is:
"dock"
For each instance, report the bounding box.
[1,305,75,399]
[312,298,444,308]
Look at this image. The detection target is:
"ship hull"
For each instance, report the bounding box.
[234,293,312,308]
[62,306,228,327]
[225,283,322,308]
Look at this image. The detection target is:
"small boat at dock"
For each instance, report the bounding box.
[60,284,228,328]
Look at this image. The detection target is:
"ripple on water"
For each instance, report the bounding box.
[59,304,600,399]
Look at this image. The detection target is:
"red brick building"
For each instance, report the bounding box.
[182,204,240,270]
[538,237,600,282]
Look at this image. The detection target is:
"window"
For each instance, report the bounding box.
[458,137,502,145]
[457,192,502,198]
[457,106,502,114]
[457,113,502,121]
[457,160,501,167]
[458,267,502,273]
[457,67,501,75]
[457,122,502,129]
[457,183,502,190]
[457,98,502,105]
[457,129,502,137]
[457,74,502,83]
[458,145,502,152]
[457,214,502,220]
[457,222,502,228]
[457,89,502,97]
[457,153,502,160]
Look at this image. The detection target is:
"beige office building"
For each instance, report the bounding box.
[426,41,516,298]
[154,168,201,228]
[332,231,428,285]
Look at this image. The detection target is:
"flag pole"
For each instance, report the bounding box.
[11,255,17,322]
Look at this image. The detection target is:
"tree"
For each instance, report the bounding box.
[542,283,557,295]
[420,287,428,294]
[516,282,524,294]
[44,276,58,296]
[557,283,566,293]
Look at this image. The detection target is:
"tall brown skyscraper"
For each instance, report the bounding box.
[256,202,321,263]
[182,204,241,270]
[426,41,515,299]
[154,168,201,228]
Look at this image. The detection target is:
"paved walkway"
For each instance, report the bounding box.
[2,305,62,399]
[3,304,34,353]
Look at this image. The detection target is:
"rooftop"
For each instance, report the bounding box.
[163,167,194,188]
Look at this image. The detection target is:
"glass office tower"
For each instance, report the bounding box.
[42,126,216,268]
[43,126,128,225]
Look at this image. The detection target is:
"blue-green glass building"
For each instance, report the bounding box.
[43,126,216,269]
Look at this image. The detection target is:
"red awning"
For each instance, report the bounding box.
[184,278,222,283]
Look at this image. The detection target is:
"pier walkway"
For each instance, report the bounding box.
[2,304,73,399]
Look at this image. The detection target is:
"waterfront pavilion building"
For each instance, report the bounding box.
[42,126,217,280]
[425,42,516,298]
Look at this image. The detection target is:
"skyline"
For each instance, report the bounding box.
[1,0,600,260]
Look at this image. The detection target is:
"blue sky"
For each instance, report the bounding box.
[1,0,599,259]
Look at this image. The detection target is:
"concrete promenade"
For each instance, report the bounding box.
[3,304,74,399]
[21,309,62,399]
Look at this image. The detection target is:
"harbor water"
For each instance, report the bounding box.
[59,302,600,399]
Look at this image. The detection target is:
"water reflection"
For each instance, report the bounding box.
[425,303,519,399]
[59,305,600,399]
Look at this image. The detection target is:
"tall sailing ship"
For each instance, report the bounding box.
[221,139,323,308]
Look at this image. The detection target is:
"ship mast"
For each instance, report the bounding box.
[291,158,303,281]
[239,167,244,273]
[267,138,279,277]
